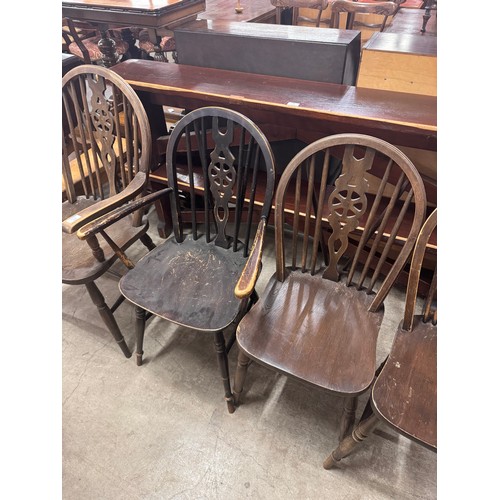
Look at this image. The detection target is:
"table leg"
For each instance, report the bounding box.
[97,24,118,67]
[147,28,168,63]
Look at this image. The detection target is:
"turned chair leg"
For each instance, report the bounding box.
[140,233,156,251]
[85,282,131,358]
[135,306,146,366]
[233,348,251,406]
[339,396,358,441]
[323,412,379,469]
[214,330,236,414]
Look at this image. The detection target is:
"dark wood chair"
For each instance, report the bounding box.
[79,107,276,413]
[62,17,130,66]
[271,0,329,26]
[324,207,437,468]
[233,133,427,461]
[62,65,165,357]
[329,0,399,40]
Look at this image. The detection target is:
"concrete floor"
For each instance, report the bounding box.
[62,209,437,499]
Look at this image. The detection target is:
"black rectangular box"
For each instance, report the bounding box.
[174,21,361,85]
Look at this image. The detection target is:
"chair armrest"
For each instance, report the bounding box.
[235,218,267,300]
[62,172,148,234]
[76,187,173,240]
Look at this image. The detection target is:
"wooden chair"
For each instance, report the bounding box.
[78,107,276,413]
[233,133,427,460]
[62,17,129,66]
[271,0,329,27]
[62,65,166,357]
[329,0,399,39]
[324,208,437,468]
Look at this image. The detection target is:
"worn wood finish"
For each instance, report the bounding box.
[234,134,427,461]
[111,60,437,153]
[323,208,437,468]
[117,106,276,412]
[62,64,154,358]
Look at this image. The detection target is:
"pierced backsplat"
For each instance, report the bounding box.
[62,66,148,203]
[208,118,237,248]
[274,133,427,309]
[88,75,119,195]
[323,145,374,281]
[166,107,276,257]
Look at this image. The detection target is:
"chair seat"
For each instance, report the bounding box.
[371,317,437,449]
[62,197,148,285]
[119,236,247,332]
[68,37,129,62]
[138,35,176,53]
[237,269,384,395]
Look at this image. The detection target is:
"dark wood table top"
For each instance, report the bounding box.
[364,31,437,57]
[196,0,275,22]
[113,59,436,149]
[61,0,206,28]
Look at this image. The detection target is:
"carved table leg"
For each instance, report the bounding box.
[97,24,118,67]
[323,413,379,469]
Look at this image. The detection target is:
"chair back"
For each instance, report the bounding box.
[166,107,276,257]
[271,0,329,26]
[403,208,437,331]
[330,0,398,31]
[273,133,427,311]
[62,65,152,204]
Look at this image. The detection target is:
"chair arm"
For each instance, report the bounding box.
[77,187,173,240]
[235,218,267,300]
[62,172,148,235]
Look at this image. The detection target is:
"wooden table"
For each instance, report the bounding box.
[196,0,275,23]
[112,59,436,150]
[61,0,206,65]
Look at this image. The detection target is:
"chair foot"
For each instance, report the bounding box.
[136,352,143,366]
[117,338,132,358]
[226,397,236,414]
[233,348,250,406]
[323,453,340,470]
[325,413,379,469]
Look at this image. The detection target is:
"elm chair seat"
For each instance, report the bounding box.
[120,235,247,331]
[371,315,436,448]
[237,269,384,394]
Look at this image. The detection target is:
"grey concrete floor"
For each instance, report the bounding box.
[62,209,437,499]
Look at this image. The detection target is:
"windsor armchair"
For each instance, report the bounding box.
[80,107,276,413]
[233,133,427,460]
[62,65,164,357]
[324,208,437,468]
